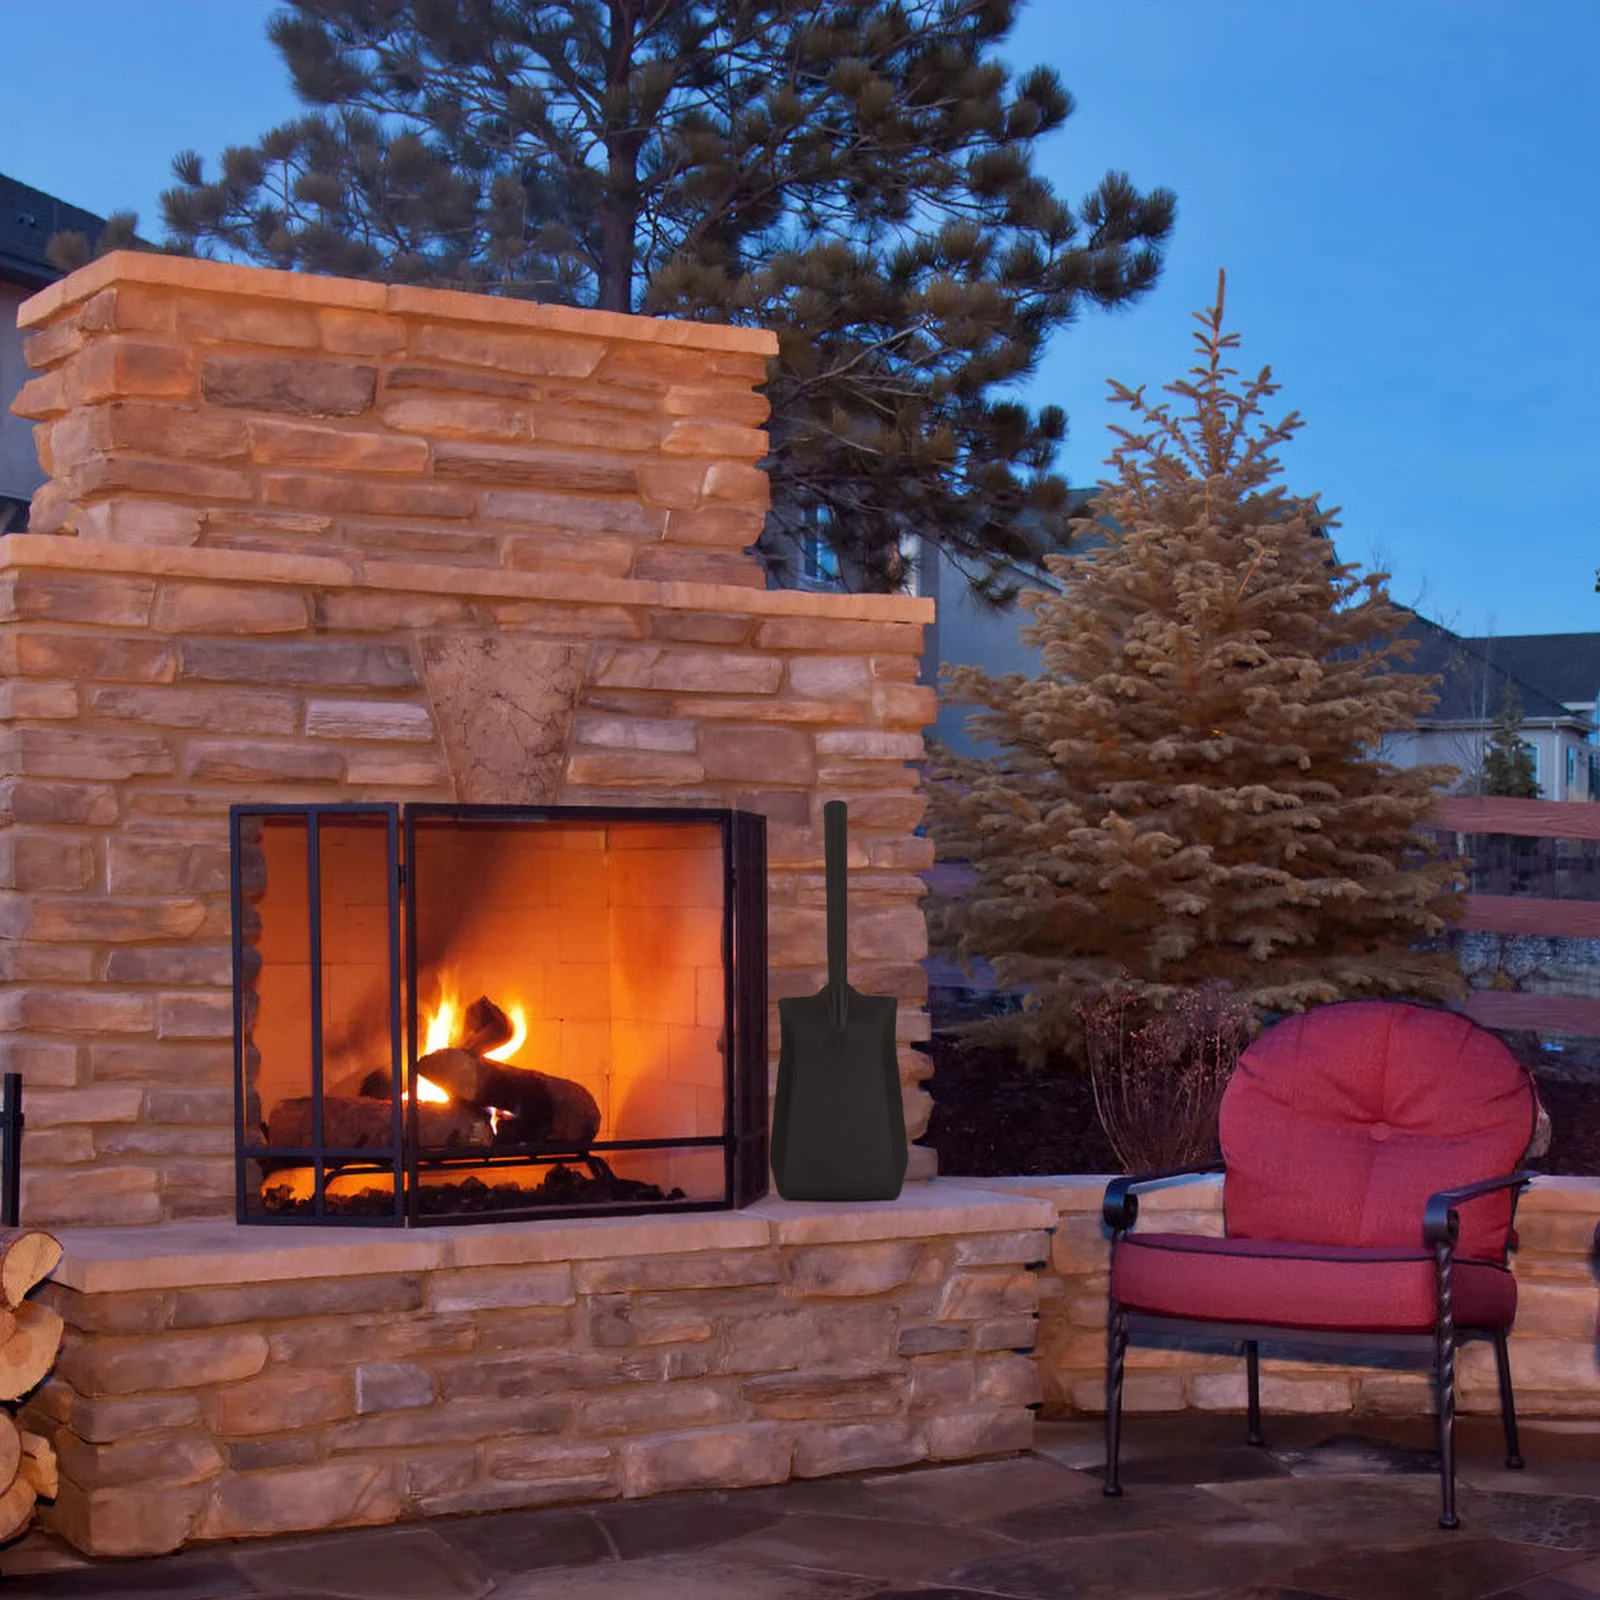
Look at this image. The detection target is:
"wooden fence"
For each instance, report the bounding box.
[1430,796,1600,1037]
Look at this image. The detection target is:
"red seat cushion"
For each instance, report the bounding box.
[1112,1231,1517,1333]
[1220,1001,1538,1260]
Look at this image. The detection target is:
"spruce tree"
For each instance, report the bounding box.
[58,0,1175,598]
[1481,686,1540,798]
[928,271,1466,1062]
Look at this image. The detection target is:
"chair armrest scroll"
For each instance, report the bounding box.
[1422,1171,1538,1250]
[1103,1160,1226,1231]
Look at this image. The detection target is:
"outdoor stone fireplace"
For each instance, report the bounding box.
[4,250,938,1230]
[1,253,1059,1557]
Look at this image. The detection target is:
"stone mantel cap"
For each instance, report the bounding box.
[17,249,781,359]
[0,532,934,624]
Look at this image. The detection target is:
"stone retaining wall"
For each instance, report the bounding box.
[979,1175,1600,1420]
[20,1184,1050,1556]
[4,253,937,1226]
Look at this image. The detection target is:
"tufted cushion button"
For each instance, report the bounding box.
[1369,1121,1392,1142]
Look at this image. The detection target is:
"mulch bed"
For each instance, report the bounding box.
[921,1031,1600,1179]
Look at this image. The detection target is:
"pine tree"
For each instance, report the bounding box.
[1481,686,1540,798]
[928,271,1466,1062]
[56,0,1175,598]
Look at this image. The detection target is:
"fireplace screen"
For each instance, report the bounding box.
[231,804,768,1226]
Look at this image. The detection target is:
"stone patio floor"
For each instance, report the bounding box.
[2,1413,1599,1599]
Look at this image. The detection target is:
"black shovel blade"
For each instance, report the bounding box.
[770,986,907,1201]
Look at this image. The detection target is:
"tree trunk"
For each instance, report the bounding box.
[597,0,642,312]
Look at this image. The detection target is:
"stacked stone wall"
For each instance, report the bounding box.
[3,255,936,1226]
[22,1190,1051,1556]
[981,1176,1600,1421]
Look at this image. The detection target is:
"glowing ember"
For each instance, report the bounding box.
[415,1076,450,1105]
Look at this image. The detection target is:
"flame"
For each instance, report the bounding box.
[485,1005,527,1063]
[415,978,527,1107]
[424,989,458,1057]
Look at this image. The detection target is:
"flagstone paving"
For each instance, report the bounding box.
[2,1414,1598,1599]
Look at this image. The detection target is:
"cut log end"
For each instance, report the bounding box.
[0,1231,63,1311]
[18,1430,56,1501]
[0,1302,65,1405]
[0,1475,36,1545]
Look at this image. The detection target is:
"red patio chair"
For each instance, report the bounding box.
[1102,998,1542,1528]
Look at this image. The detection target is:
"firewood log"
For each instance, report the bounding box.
[0,1303,65,1404]
[0,1231,62,1311]
[416,1050,601,1147]
[0,1475,35,1544]
[265,1096,492,1153]
[18,1430,56,1500]
[0,1413,18,1491]
[459,996,514,1055]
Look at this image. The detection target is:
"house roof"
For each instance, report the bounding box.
[1459,632,1600,711]
[0,172,106,290]
[1399,612,1581,725]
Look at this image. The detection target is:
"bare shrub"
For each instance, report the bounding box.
[1080,984,1255,1173]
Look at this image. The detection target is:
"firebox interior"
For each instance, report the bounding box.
[233,804,767,1225]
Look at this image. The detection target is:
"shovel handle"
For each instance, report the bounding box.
[824,800,849,1012]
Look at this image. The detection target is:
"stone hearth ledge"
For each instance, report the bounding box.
[45,1180,1055,1294]
[0,532,933,625]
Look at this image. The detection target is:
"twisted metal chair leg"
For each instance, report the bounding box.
[1434,1244,1459,1529]
[1104,1301,1128,1497]
[1245,1340,1264,1447]
[1492,1328,1523,1469]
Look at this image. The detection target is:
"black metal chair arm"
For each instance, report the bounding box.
[1422,1171,1538,1250]
[1103,1160,1227,1231]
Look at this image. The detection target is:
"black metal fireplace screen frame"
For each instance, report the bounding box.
[230,802,768,1227]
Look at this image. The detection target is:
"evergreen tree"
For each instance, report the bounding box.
[58,0,1175,598]
[1481,686,1540,798]
[928,271,1466,1062]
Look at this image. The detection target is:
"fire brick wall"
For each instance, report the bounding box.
[3,253,936,1227]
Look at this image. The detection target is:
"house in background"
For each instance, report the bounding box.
[0,173,106,529]
[1378,613,1600,800]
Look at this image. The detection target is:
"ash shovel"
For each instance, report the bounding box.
[770,800,907,1201]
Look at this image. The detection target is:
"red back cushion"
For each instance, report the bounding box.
[1220,1001,1537,1258]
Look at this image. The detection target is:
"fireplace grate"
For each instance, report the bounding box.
[230,803,768,1227]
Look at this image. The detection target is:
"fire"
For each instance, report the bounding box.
[486,1007,527,1063]
[415,978,527,1103]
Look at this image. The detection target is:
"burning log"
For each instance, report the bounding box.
[417,1049,601,1148]
[459,996,514,1055]
[265,1096,493,1153]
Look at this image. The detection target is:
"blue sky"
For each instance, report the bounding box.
[4,0,1597,637]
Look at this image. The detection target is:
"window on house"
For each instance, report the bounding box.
[1568,745,1578,794]
[800,529,841,588]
